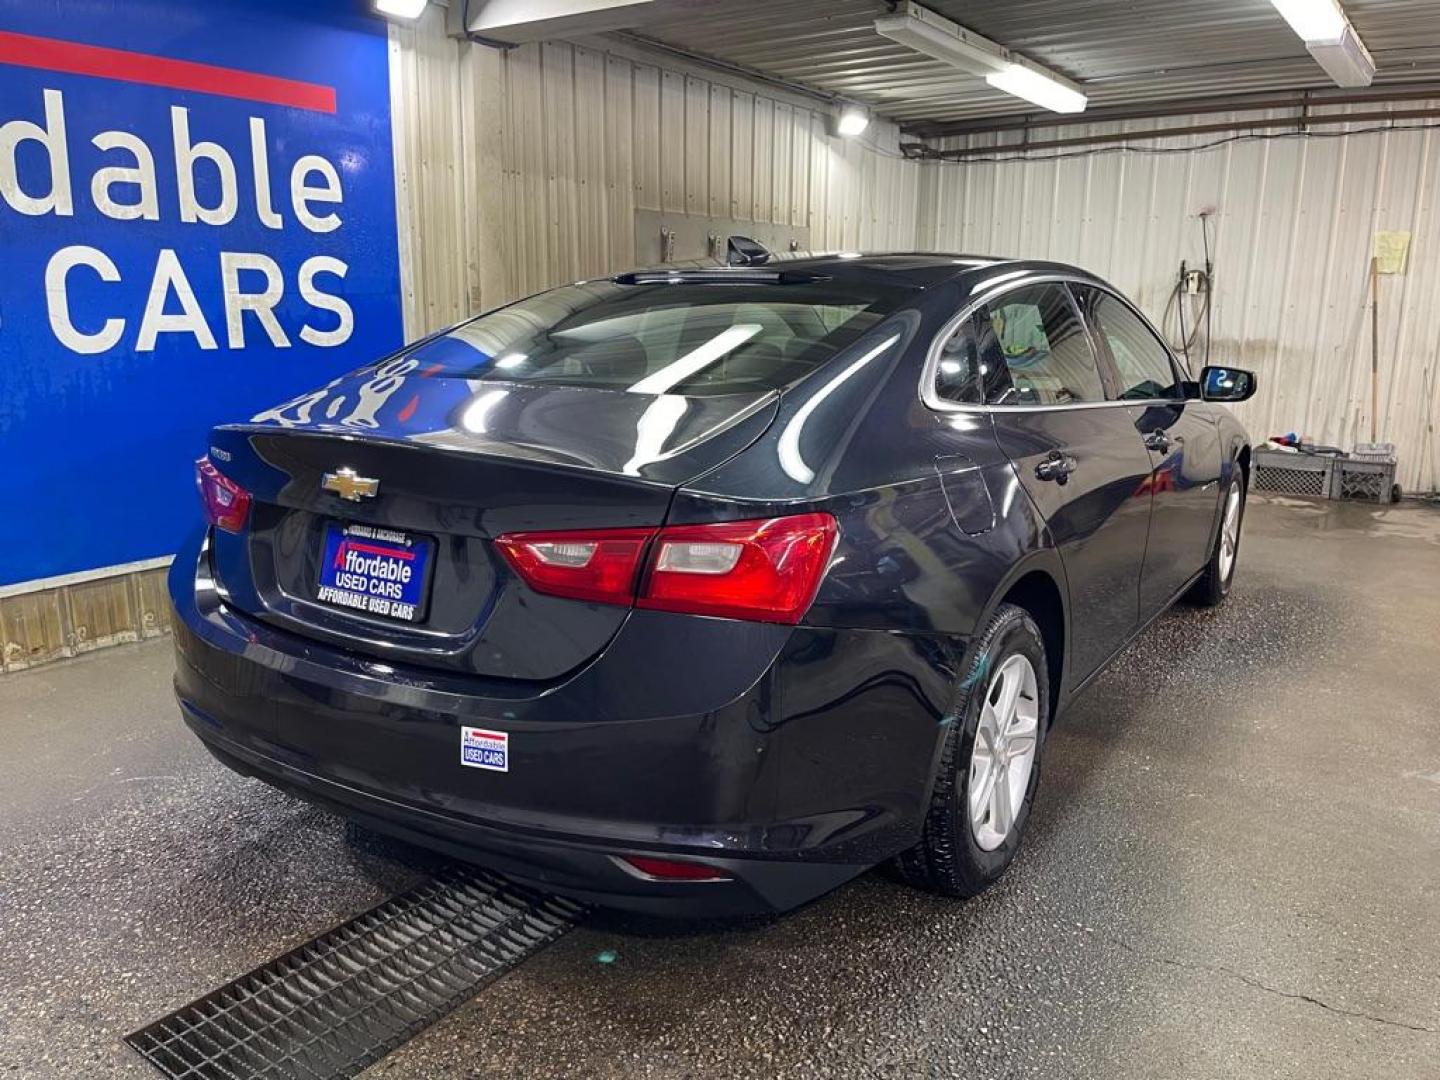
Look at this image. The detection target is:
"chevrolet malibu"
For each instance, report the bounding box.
[171,253,1255,915]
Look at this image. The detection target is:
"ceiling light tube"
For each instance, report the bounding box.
[374,0,428,20]
[985,62,1088,114]
[1269,0,1347,42]
[874,1,1086,114]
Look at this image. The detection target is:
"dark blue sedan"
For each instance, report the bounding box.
[172,252,1255,916]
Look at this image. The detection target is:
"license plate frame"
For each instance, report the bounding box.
[316,521,435,624]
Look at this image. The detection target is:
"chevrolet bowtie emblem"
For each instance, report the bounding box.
[321,468,380,501]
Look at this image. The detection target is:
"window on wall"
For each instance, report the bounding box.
[967,284,1107,406]
[1084,289,1183,400]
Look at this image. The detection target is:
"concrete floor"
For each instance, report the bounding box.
[1,494,1437,1079]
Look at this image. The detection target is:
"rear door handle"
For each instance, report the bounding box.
[1144,430,1172,453]
[1034,451,1078,485]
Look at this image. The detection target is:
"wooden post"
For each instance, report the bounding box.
[1369,255,1380,444]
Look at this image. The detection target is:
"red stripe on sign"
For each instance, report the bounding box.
[345,541,416,561]
[0,30,337,113]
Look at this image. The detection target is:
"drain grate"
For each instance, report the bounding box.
[126,867,583,1080]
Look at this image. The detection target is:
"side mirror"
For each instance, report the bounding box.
[1199,365,1256,403]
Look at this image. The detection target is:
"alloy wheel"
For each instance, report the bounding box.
[1218,485,1242,582]
[967,653,1040,851]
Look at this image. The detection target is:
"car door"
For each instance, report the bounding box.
[961,282,1156,683]
[1072,284,1223,616]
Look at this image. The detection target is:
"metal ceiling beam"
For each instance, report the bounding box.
[906,81,1440,139]
[461,0,684,44]
[910,105,1440,159]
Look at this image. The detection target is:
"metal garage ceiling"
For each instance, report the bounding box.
[633,0,1440,132]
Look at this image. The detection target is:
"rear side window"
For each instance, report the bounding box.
[953,284,1105,406]
[402,281,909,397]
[1083,289,1182,400]
[933,315,1009,405]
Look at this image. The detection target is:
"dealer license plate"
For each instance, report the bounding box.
[316,522,432,623]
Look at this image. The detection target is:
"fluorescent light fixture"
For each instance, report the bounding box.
[985,63,1088,114]
[874,1,1086,114]
[374,0,427,20]
[1307,23,1376,86]
[1269,0,1346,41]
[1268,0,1375,87]
[874,3,1008,75]
[835,106,870,138]
[494,352,528,370]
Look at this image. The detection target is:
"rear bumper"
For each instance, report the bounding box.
[183,710,857,917]
[170,531,960,916]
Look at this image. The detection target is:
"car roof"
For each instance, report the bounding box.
[696,252,1110,292]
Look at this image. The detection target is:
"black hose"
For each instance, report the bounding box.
[1200,213,1214,366]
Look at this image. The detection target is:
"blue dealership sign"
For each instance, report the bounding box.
[0,0,403,587]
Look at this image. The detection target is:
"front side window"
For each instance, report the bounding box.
[970,284,1106,406]
[1084,290,1182,400]
[401,280,909,397]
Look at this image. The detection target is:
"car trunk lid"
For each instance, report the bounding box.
[204,370,777,680]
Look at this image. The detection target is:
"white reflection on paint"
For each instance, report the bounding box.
[946,413,983,433]
[969,268,1029,295]
[460,388,510,433]
[495,352,527,370]
[622,394,689,476]
[627,324,763,395]
[1000,470,1019,519]
[778,333,901,484]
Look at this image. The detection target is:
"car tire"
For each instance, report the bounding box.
[892,602,1049,898]
[1187,465,1247,608]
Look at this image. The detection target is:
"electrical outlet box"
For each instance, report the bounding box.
[1184,269,1206,295]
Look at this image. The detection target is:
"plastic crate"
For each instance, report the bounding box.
[1336,458,1397,503]
[1252,449,1336,498]
[1351,441,1397,463]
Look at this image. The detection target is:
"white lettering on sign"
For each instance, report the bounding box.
[0,88,72,217]
[172,105,238,227]
[290,155,342,234]
[45,245,123,354]
[249,117,282,231]
[91,130,159,222]
[1,86,357,355]
[221,252,288,348]
[138,248,217,351]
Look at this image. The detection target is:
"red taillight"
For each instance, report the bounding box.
[616,854,732,882]
[495,513,837,624]
[640,513,837,624]
[494,527,656,606]
[194,457,251,533]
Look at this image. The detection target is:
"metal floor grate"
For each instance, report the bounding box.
[126,867,583,1080]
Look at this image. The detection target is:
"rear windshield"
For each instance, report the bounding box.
[403,280,909,396]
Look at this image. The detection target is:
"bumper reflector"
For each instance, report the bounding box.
[617,854,733,882]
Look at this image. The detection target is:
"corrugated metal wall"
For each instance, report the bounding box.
[387,6,922,338]
[921,105,1440,493]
